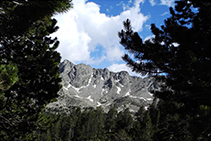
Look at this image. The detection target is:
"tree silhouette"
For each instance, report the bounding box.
[0,0,72,37]
[119,0,211,139]
[118,0,211,107]
[0,0,72,140]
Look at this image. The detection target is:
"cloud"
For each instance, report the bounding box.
[160,0,175,7]
[149,0,156,6]
[52,0,148,65]
[161,11,168,16]
[106,6,113,13]
[116,1,124,6]
[117,0,135,11]
[144,35,155,43]
[108,63,141,77]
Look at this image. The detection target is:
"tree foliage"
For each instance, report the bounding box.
[0,17,62,140]
[0,62,18,92]
[0,0,72,37]
[0,0,72,140]
[118,0,211,140]
[22,103,211,141]
[118,0,211,107]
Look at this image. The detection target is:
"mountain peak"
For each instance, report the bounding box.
[46,59,158,114]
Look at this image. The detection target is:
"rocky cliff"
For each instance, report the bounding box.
[46,60,159,114]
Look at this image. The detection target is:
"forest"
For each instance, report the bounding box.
[0,0,211,140]
[20,100,198,141]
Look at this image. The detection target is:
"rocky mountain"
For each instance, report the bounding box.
[46,60,159,114]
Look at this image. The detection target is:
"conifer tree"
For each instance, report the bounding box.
[94,107,105,140]
[116,108,133,133]
[141,111,154,141]
[118,0,211,107]
[118,0,211,139]
[0,0,72,37]
[0,1,73,140]
[0,63,18,92]
[105,107,117,133]
[0,18,62,140]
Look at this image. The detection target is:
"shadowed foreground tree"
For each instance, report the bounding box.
[119,0,211,107]
[0,18,62,140]
[0,0,72,140]
[0,0,72,37]
[119,0,211,109]
[119,0,211,140]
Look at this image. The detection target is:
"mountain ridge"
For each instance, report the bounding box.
[46,59,158,114]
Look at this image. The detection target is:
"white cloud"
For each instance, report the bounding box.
[108,63,141,77]
[172,42,180,47]
[161,11,168,16]
[106,6,113,13]
[144,35,155,43]
[107,45,125,61]
[52,0,148,65]
[134,0,145,7]
[129,0,133,4]
[160,0,175,7]
[149,0,156,6]
[117,0,137,11]
[116,1,124,6]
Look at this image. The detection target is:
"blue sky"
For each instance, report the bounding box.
[52,0,175,76]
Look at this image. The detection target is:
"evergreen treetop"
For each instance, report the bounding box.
[0,0,73,37]
[118,0,211,107]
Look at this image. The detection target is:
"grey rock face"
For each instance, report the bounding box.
[46,60,159,114]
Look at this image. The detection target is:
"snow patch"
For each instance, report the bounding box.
[116,86,121,94]
[67,74,93,92]
[70,84,81,93]
[144,106,148,110]
[101,88,108,96]
[63,84,71,90]
[129,95,147,101]
[74,95,81,98]
[63,87,68,91]
[138,97,147,101]
[87,74,93,86]
[129,109,135,113]
[106,103,111,106]
[67,84,71,89]
[97,102,102,107]
[114,79,120,83]
[124,89,131,97]
[118,83,124,87]
[87,95,93,102]
[93,84,96,88]
[146,98,153,101]
[148,92,153,96]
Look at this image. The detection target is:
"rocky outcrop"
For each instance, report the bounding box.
[46,60,159,114]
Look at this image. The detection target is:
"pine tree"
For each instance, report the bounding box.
[118,0,211,107]
[132,106,145,140]
[0,1,72,140]
[94,107,105,140]
[0,62,18,92]
[116,108,133,133]
[135,106,146,122]
[119,0,211,139]
[142,111,154,141]
[114,129,132,141]
[105,107,117,133]
[0,18,62,140]
[104,107,118,140]
[0,0,72,37]
[155,100,193,140]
